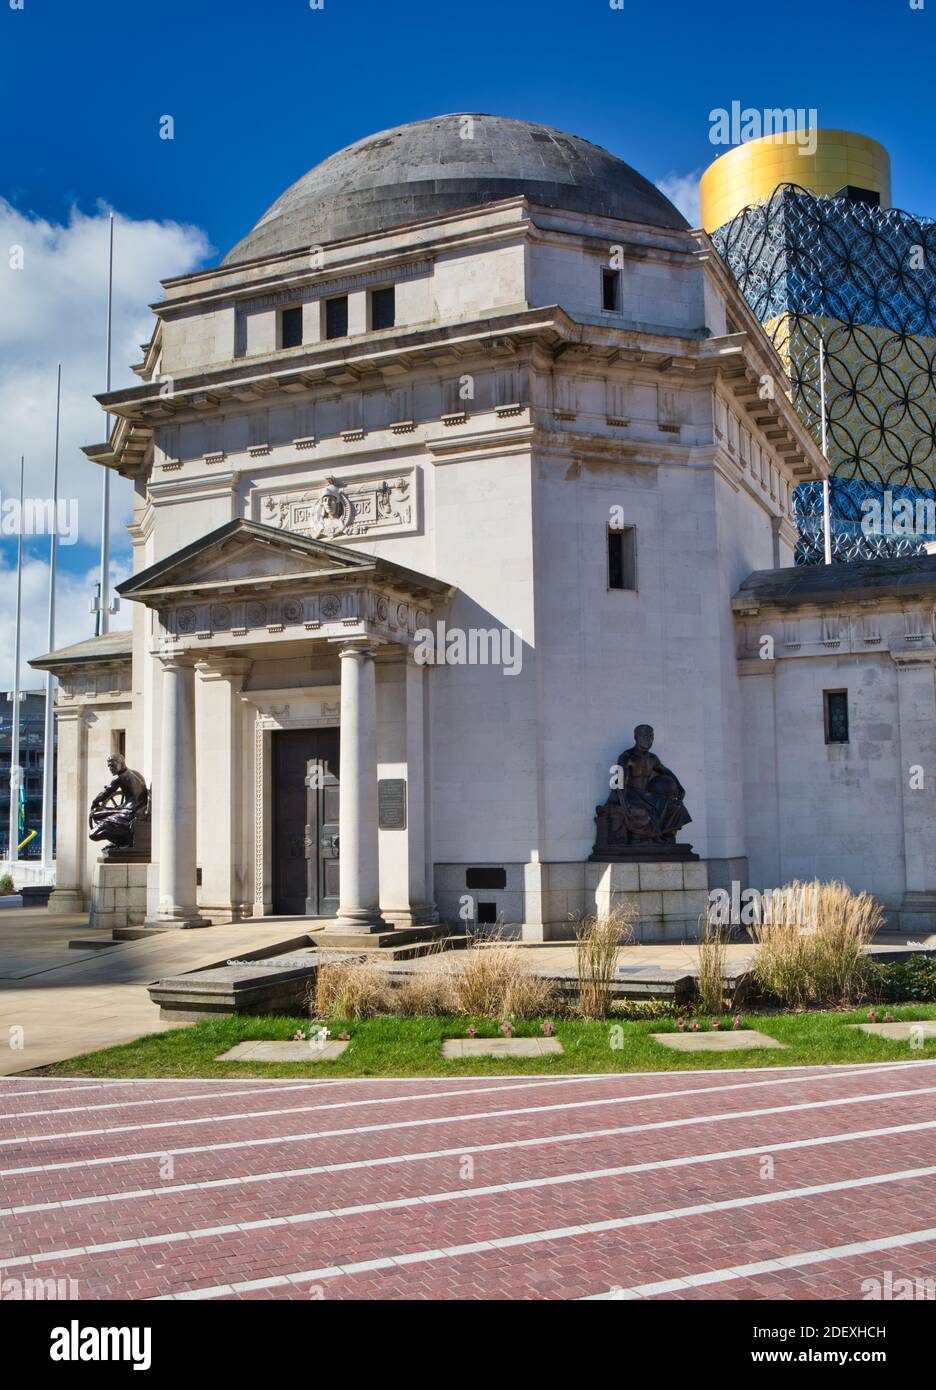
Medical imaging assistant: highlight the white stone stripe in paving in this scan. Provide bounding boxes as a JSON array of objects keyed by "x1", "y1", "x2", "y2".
[
  {"x1": 0, "y1": 1079, "x2": 409, "y2": 1122},
  {"x1": 0, "y1": 1074, "x2": 651, "y2": 1147},
  {"x1": 150, "y1": 1163, "x2": 936, "y2": 1300},
  {"x1": 4, "y1": 1057, "x2": 925, "y2": 1150},
  {"x1": 6, "y1": 1112, "x2": 936, "y2": 1220},
  {"x1": 2, "y1": 1059, "x2": 933, "y2": 1090},
  {"x1": 0, "y1": 1082, "x2": 139, "y2": 1101},
  {"x1": 580, "y1": 1226, "x2": 936, "y2": 1299},
  {"x1": 5, "y1": 1076, "x2": 935, "y2": 1179},
  {"x1": 8, "y1": 1123, "x2": 936, "y2": 1271}
]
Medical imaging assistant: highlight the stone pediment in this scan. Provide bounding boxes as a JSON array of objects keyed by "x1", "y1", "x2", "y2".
[{"x1": 117, "y1": 518, "x2": 453, "y2": 607}]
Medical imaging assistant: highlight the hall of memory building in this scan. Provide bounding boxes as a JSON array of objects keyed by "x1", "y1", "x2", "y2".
[{"x1": 33, "y1": 115, "x2": 936, "y2": 940}]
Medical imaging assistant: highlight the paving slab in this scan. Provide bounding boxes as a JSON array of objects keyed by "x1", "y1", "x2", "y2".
[
  {"x1": 442, "y1": 1037, "x2": 564, "y2": 1058},
  {"x1": 216, "y1": 1040, "x2": 350, "y2": 1062},
  {"x1": 0, "y1": 907, "x2": 324, "y2": 1074},
  {"x1": 851, "y1": 1021, "x2": 936, "y2": 1041},
  {"x1": 651, "y1": 1028, "x2": 786, "y2": 1051}
]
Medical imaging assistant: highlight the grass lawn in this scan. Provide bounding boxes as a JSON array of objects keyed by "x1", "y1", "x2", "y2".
[{"x1": 33, "y1": 1004, "x2": 936, "y2": 1079}]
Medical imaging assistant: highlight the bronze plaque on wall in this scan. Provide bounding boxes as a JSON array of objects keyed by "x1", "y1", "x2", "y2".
[{"x1": 378, "y1": 778, "x2": 407, "y2": 830}]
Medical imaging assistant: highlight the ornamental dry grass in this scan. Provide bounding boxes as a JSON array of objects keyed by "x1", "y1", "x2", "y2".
[
  {"x1": 696, "y1": 917, "x2": 730, "y2": 1014},
  {"x1": 749, "y1": 879, "x2": 883, "y2": 1007},
  {"x1": 313, "y1": 955, "x2": 390, "y2": 1020},
  {"x1": 392, "y1": 970, "x2": 457, "y2": 1017},
  {"x1": 449, "y1": 934, "x2": 558, "y2": 1020},
  {"x1": 574, "y1": 906, "x2": 636, "y2": 1019},
  {"x1": 313, "y1": 938, "x2": 556, "y2": 1021}
]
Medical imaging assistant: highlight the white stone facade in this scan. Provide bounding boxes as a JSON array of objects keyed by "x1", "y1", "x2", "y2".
[{"x1": 37, "y1": 143, "x2": 928, "y2": 940}]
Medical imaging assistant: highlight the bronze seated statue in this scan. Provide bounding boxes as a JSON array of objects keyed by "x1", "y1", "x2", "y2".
[
  {"x1": 89, "y1": 754, "x2": 151, "y2": 861},
  {"x1": 591, "y1": 724, "x2": 696, "y2": 861}
]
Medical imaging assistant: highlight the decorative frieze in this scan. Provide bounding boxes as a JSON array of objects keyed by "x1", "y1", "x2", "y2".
[
  {"x1": 258, "y1": 467, "x2": 417, "y2": 541},
  {"x1": 163, "y1": 580, "x2": 431, "y2": 646}
]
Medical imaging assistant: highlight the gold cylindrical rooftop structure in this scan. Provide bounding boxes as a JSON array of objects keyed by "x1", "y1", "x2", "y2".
[{"x1": 699, "y1": 129, "x2": 891, "y2": 233}]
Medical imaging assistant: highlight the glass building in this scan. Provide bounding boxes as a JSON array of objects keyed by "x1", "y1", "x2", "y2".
[
  {"x1": 0, "y1": 690, "x2": 54, "y2": 860},
  {"x1": 704, "y1": 132, "x2": 936, "y2": 563}
]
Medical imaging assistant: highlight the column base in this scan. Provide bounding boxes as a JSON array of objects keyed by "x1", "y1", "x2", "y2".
[
  {"x1": 47, "y1": 887, "x2": 85, "y2": 914},
  {"x1": 143, "y1": 913, "x2": 211, "y2": 931},
  {"x1": 381, "y1": 903, "x2": 440, "y2": 928},
  {"x1": 325, "y1": 910, "x2": 389, "y2": 934}
]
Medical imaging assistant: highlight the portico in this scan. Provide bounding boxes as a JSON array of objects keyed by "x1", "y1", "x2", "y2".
[{"x1": 116, "y1": 518, "x2": 453, "y2": 931}]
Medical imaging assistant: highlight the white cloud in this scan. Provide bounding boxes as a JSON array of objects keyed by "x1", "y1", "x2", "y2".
[
  {"x1": 0, "y1": 200, "x2": 211, "y2": 672},
  {"x1": 656, "y1": 171, "x2": 703, "y2": 228},
  {"x1": 0, "y1": 551, "x2": 131, "y2": 692}
]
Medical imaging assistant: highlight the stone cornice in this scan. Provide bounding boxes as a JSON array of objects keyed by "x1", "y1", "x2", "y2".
[{"x1": 85, "y1": 302, "x2": 825, "y2": 488}]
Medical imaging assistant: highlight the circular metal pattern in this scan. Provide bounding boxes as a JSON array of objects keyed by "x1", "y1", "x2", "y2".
[
  {"x1": 245, "y1": 601, "x2": 266, "y2": 627},
  {"x1": 714, "y1": 184, "x2": 936, "y2": 563},
  {"x1": 375, "y1": 596, "x2": 389, "y2": 622},
  {"x1": 210, "y1": 604, "x2": 231, "y2": 630},
  {"x1": 319, "y1": 594, "x2": 342, "y2": 619},
  {"x1": 281, "y1": 598, "x2": 304, "y2": 625},
  {"x1": 176, "y1": 608, "x2": 196, "y2": 634}
]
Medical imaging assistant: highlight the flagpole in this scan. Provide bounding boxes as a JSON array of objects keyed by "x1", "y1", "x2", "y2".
[
  {"x1": 819, "y1": 336, "x2": 832, "y2": 565},
  {"x1": 98, "y1": 212, "x2": 114, "y2": 637},
  {"x1": 7, "y1": 455, "x2": 25, "y2": 867},
  {"x1": 41, "y1": 365, "x2": 62, "y2": 874}
]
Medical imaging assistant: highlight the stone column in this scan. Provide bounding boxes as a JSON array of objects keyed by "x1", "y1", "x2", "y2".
[
  {"x1": 404, "y1": 656, "x2": 438, "y2": 923},
  {"x1": 46, "y1": 706, "x2": 88, "y2": 913},
  {"x1": 196, "y1": 658, "x2": 252, "y2": 921},
  {"x1": 328, "y1": 642, "x2": 386, "y2": 932},
  {"x1": 146, "y1": 651, "x2": 207, "y2": 928}
]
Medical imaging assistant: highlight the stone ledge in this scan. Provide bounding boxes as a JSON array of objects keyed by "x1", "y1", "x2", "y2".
[{"x1": 149, "y1": 953, "x2": 322, "y2": 1020}]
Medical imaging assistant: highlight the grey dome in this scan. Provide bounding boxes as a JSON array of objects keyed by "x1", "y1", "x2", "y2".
[{"x1": 222, "y1": 113, "x2": 688, "y2": 265}]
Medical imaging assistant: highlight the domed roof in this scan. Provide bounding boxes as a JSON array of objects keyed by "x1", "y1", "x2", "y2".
[{"x1": 222, "y1": 113, "x2": 687, "y2": 265}]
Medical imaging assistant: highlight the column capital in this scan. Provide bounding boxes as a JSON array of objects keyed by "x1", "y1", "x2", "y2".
[
  {"x1": 196, "y1": 655, "x2": 253, "y2": 687},
  {"x1": 332, "y1": 637, "x2": 381, "y2": 660},
  {"x1": 152, "y1": 642, "x2": 199, "y2": 671}
]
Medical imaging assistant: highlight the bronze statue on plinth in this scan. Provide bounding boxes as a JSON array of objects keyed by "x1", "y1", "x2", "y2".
[
  {"x1": 591, "y1": 724, "x2": 697, "y2": 861},
  {"x1": 89, "y1": 754, "x2": 151, "y2": 862}
]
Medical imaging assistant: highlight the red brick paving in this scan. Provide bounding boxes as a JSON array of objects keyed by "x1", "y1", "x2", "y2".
[{"x1": 2, "y1": 1062, "x2": 935, "y2": 1300}]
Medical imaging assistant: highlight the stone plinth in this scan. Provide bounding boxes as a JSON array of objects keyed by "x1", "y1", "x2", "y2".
[
  {"x1": 586, "y1": 859, "x2": 710, "y2": 943},
  {"x1": 149, "y1": 953, "x2": 320, "y2": 1020},
  {"x1": 89, "y1": 861, "x2": 148, "y2": 935}
]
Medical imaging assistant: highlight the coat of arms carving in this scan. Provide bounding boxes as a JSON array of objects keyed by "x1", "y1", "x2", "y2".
[{"x1": 260, "y1": 471, "x2": 415, "y2": 541}]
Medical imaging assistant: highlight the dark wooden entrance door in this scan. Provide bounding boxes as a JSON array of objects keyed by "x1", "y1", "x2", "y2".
[{"x1": 271, "y1": 728, "x2": 340, "y2": 917}]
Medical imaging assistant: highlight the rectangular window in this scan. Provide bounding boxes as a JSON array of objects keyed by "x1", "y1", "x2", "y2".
[
  {"x1": 325, "y1": 295, "x2": 348, "y2": 340},
  {"x1": 280, "y1": 305, "x2": 303, "y2": 349},
  {"x1": 112, "y1": 729, "x2": 126, "y2": 758},
  {"x1": 602, "y1": 268, "x2": 621, "y2": 312},
  {"x1": 370, "y1": 285, "x2": 395, "y2": 331},
  {"x1": 608, "y1": 525, "x2": 637, "y2": 590},
  {"x1": 824, "y1": 691, "x2": 849, "y2": 744}
]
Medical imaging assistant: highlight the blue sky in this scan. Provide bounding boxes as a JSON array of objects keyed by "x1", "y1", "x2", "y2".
[{"x1": 0, "y1": 0, "x2": 933, "y2": 678}]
